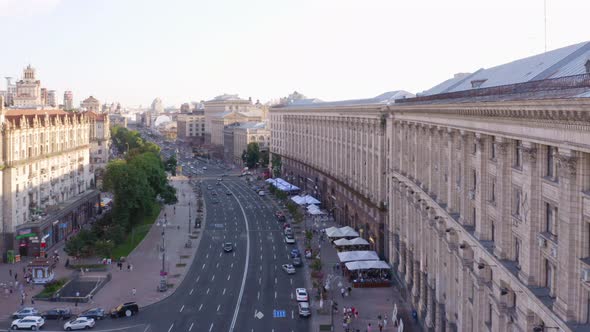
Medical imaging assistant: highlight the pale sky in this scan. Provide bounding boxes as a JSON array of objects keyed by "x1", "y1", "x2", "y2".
[{"x1": 0, "y1": 0, "x2": 588, "y2": 107}]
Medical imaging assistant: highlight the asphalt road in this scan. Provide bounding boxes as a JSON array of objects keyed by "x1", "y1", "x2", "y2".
[{"x1": 1, "y1": 174, "x2": 310, "y2": 332}]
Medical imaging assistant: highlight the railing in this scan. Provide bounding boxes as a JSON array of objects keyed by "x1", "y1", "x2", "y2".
[{"x1": 396, "y1": 73, "x2": 590, "y2": 103}]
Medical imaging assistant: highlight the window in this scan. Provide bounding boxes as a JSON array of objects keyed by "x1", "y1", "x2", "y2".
[
  {"x1": 515, "y1": 140, "x2": 522, "y2": 168},
  {"x1": 473, "y1": 208, "x2": 477, "y2": 228},
  {"x1": 545, "y1": 259, "x2": 554, "y2": 295},
  {"x1": 491, "y1": 219, "x2": 495, "y2": 241},
  {"x1": 514, "y1": 237, "x2": 521, "y2": 266},
  {"x1": 546, "y1": 146, "x2": 556, "y2": 178},
  {"x1": 513, "y1": 188, "x2": 522, "y2": 217},
  {"x1": 491, "y1": 139, "x2": 496, "y2": 159},
  {"x1": 545, "y1": 203, "x2": 558, "y2": 238},
  {"x1": 490, "y1": 180, "x2": 496, "y2": 203},
  {"x1": 487, "y1": 302, "x2": 493, "y2": 325},
  {"x1": 472, "y1": 169, "x2": 477, "y2": 191}
]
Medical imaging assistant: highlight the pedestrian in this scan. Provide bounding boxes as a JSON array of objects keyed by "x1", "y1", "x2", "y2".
[
  {"x1": 355, "y1": 310, "x2": 359, "y2": 319},
  {"x1": 341, "y1": 287, "x2": 345, "y2": 297},
  {"x1": 412, "y1": 309, "x2": 418, "y2": 323},
  {"x1": 9, "y1": 269, "x2": 12, "y2": 277},
  {"x1": 31, "y1": 297, "x2": 35, "y2": 305},
  {"x1": 367, "y1": 323, "x2": 372, "y2": 332},
  {"x1": 132, "y1": 287, "x2": 136, "y2": 296},
  {"x1": 14, "y1": 273, "x2": 17, "y2": 281},
  {"x1": 348, "y1": 286, "x2": 352, "y2": 295},
  {"x1": 383, "y1": 318, "x2": 388, "y2": 328},
  {"x1": 130, "y1": 264, "x2": 134, "y2": 272},
  {"x1": 127, "y1": 263, "x2": 130, "y2": 271}
]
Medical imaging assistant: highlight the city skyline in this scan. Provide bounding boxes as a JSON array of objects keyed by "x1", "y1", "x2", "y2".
[{"x1": 0, "y1": 0, "x2": 588, "y2": 106}]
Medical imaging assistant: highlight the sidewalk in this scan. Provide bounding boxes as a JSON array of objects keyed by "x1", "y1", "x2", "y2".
[
  {"x1": 259, "y1": 178, "x2": 420, "y2": 332},
  {"x1": 0, "y1": 176, "x2": 204, "y2": 320}
]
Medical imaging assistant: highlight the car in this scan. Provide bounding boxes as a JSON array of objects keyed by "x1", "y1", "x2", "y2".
[
  {"x1": 298, "y1": 302, "x2": 311, "y2": 317},
  {"x1": 285, "y1": 235, "x2": 295, "y2": 244},
  {"x1": 63, "y1": 317, "x2": 95, "y2": 330},
  {"x1": 207, "y1": 186, "x2": 213, "y2": 190},
  {"x1": 226, "y1": 191, "x2": 232, "y2": 195},
  {"x1": 217, "y1": 178, "x2": 222, "y2": 181},
  {"x1": 11, "y1": 316, "x2": 44, "y2": 330},
  {"x1": 211, "y1": 191, "x2": 218, "y2": 196},
  {"x1": 109, "y1": 302, "x2": 139, "y2": 318},
  {"x1": 202, "y1": 166, "x2": 207, "y2": 170},
  {"x1": 258, "y1": 191, "x2": 265, "y2": 196},
  {"x1": 284, "y1": 227, "x2": 293, "y2": 236},
  {"x1": 282, "y1": 264, "x2": 296, "y2": 274},
  {"x1": 292, "y1": 256, "x2": 303, "y2": 267},
  {"x1": 295, "y1": 288, "x2": 309, "y2": 302},
  {"x1": 216, "y1": 182, "x2": 221, "y2": 186},
  {"x1": 79, "y1": 308, "x2": 106, "y2": 320},
  {"x1": 291, "y1": 249, "x2": 301, "y2": 258},
  {"x1": 212, "y1": 199, "x2": 219, "y2": 204},
  {"x1": 221, "y1": 174, "x2": 228, "y2": 177},
  {"x1": 12, "y1": 307, "x2": 39, "y2": 319},
  {"x1": 42, "y1": 308, "x2": 72, "y2": 320},
  {"x1": 223, "y1": 242, "x2": 234, "y2": 252}
]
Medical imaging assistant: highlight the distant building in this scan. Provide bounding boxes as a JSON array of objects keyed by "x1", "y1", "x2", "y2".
[
  {"x1": 109, "y1": 113, "x2": 128, "y2": 128},
  {"x1": 203, "y1": 94, "x2": 252, "y2": 143},
  {"x1": 81, "y1": 96, "x2": 101, "y2": 113},
  {"x1": 180, "y1": 103, "x2": 191, "y2": 113},
  {"x1": 0, "y1": 77, "x2": 16, "y2": 106},
  {"x1": 63, "y1": 91, "x2": 73, "y2": 110},
  {"x1": 85, "y1": 111, "x2": 111, "y2": 173},
  {"x1": 232, "y1": 122, "x2": 269, "y2": 164},
  {"x1": 151, "y1": 98, "x2": 164, "y2": 114},
  {"x1": 47, "y1": 90, "x2": 57, "y2": 108},
  {"x1": 13, "y1": 65, "x2": 42, "y2": 108},
  {"x1": 177, "y1": 114, "x2": 205, "y2": 143}
]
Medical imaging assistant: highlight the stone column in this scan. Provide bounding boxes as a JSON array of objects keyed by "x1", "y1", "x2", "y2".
[
  {"x1": 425, "y1": 284, "x2": 435, "y2": 329},
  {"x1": 493, "y1": 139, "x2": 511, "y2": 259},
  {"x1": 398, "y1": 241, "x2": 406, "y2": 275},
  {"x1": 459, "y1": 131, "x2": 469, "y2": 224},
  {"x1": 519, "y1": 142, "x2": 539, "y2": 285},
  {"x1": 412, "y1": 260, "x2": 421, "y2": 306},
  {"x1": 435, "y1": 302, "x2": 445, "y2": 332},
  {"x1": 446, "y1": 129, "x2": 459, "y2": 214},
  {"x1": 419, "y1": 271, "x2": 428, "y2": 314},
  {"x1": 554, "y1": 148, "x2": 580, "y2": 322}
]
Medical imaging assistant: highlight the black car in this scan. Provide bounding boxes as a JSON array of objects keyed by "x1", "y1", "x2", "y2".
[
  {"x1": 42, "y1": 308, "x2": 72, "y2": 320},
  {"x1": 110, "y1": 302, "x2": 139, "y2": 318},
  {"x1": 223, "y1": 242, "x2": 234, "y2": 252},
  {"x1": 79, "y1": 307, "x2": 106, "y2": 320}
]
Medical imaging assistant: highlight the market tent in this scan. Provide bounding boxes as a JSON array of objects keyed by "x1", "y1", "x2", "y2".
[
  {"x1": 337, "y1": 250, "x2": 380, "y2": 263},
  {"x1": 345, "y1": 260, "x2": 391, "y2": 271},
  {"x1": 302, "y1": 195, "x2": 320, "y2": 205},
  {"x1": 309, "y1": 209, "x2": 326, "y2": 215},
  {"x1": 307, "y1": 204, "x2": 320, "y2": 211},
  {"x1": 325, "y1": 227, "x2": 344, "y2": 238},
  {"x1": 268, "y1": 178, "x2": 300, "y2": 192},
  {"x1": 334, "y1": 237, "x2": 370, "y2": 247},
  {"x1": 339, "y1": 226, "x2": 360, "y2": 237},
  {"x1": 291, "y1": 195, "x2": 305, "y2": 205}
]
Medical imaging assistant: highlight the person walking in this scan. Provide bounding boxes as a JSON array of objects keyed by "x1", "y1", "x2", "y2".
[
  {"x1": 367, "y1": 323, "x2": 372, "y2": 332},
  {"x1": 341, "y1": 287, "x2": 346, "y2": 297},
  {"x1": 132, "y1": 287, "x2": 136, "y2": 296},
  {"x1": 9, "y1": 269, "x2": 12, "y2": 277}
]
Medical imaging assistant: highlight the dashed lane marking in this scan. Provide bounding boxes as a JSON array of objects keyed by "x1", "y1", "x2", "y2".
[
  {"x1": 227, "y1": 274, "x2": 231, "y2": 280},
  {"x1": 217, "y1": 304, "x2": 221, "y2": 312},
  {"x1": 209, "y1": 323, "x2": 214, "y2": 332},
  {"x1": 190, "y1": 288, "x2": 194, "y2": 295},
  {"x1": 206, "y1": 288, "x2": 210, "y2": 294},
  {"x1": 180, "y1": 304, "x2": 185, "y2": 312},
  {"x1": 189, "y1": 322, "x2": 194, "y2": 331},
  {"x1": 199, "y1": 303, "x2": 203, "y2": 311},
  {"x1": 167, "y1": 323, "x2": 174, "y2": 332},
  {"x1": 223, "y1": 288, "x2": 226, "y2": 295}
]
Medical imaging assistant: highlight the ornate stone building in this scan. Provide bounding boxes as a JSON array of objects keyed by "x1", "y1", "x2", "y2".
[
  {"x1": 0, "y1": 97, "x2": 99, "y2": 257},
  {"x1": 85, "y1": 111, "x2": 111, "y2": 173},
  {"x1": 270, "y1": 41, "x2": 590, "y2": 331},
  {"x1": 270, "y1": 91, "x2": 413, "y2": 256},
  {"x1": 232, "y1": 122, "x2": 269, "y2": 164},
  {"x1": 13, "y1": 65, "x2": 42, "y2": 108}
]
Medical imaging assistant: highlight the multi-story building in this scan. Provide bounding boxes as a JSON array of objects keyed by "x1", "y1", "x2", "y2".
[
  {"x1": 270, "y1": 40, "x2": 590, "y2": 332},
  {"x1": 0, "y1": 77, "x2": 17, "y2": 106},
  {"x1": 47, "y1": 90, "x2": 57, "y2": 108},
  {"x1": 0, "y1": 96, "x2": 99, "y2": 257},
  {"x1": 151, "y1": 98, "x2": 163, "y2": 114},
  {"x1": 210, "y1": 109, "x2": 263, "y2": 146},
  {"x1": 13, "y1": 65, "x2": 42, "y2": 108},
  {"x1": 270, "y1": 91, "x2": 413, "y2": 256},
  {"x1": 109, "y1": 113, "x2": 128, "y2": 128},
  {"x1": 177, "y1": 114, "x2": 205, "y2": 143},
  {"x1": 203, "y1": 94, "x2": 253, "y2": 142},
  {"x1": 232, "y1": 122, "x2": 270, "y2": 163},
  {"x1": 63, "y1": 91, "x2": 73, "y2": 111},
  {"x1": 81, "y1": 96, "x2": 101, "y2": 113},
  {"x1": 85, "y1": 111, "x2": 111, "y2": 173}
]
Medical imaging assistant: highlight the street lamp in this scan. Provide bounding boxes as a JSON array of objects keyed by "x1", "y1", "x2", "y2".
[
  {"x1": 188, "y1": 201, "x2": 191, "y2": 235},
  {"x1": 158, "y1": 213, "x2": 168, "y2": 292}
]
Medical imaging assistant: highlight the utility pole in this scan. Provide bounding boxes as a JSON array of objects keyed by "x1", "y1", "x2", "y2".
[{"x1": 188, "y1": 201, "x2": 191, "y2": 234}]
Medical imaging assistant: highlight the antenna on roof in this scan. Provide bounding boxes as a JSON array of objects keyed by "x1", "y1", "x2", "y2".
[{"x1": 544, "y1": 0, "x2": 547, "y2": 52}]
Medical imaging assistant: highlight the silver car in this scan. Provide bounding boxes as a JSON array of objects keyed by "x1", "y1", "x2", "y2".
[
  {"x1": 282, "y1": 264, "x2": 296, "y2": 274},
  {"x1": 64, "y1": 317, "x2": 95, "y2": 330}
]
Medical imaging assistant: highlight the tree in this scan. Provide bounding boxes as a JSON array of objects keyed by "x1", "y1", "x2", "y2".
[
  {"x1": 260, "y1": 150, "x2": 269, "y2": 167},
  {"x1": 271, "y1": 154, "x2": 282, "y2": 177},
  {"x1": 164, "y1": 155, "x2": 177, "y2": 175},
  {"x1": 242, "y1": 142, "x2": 260, "y2": 168}
]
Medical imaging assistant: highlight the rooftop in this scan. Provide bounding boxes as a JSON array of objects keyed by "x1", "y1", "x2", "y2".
[{"x1": 273, "y1": 90, "x2": 414, "y2": 109}]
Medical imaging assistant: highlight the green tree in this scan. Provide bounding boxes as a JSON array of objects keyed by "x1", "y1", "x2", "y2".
[
  {"x1": 242, "y1": 142, "x2": 260, "y2": 168},
  {"x1": 271, "y1": 154, "x2": 282, "y2": 177},
  {"x1": 164, "y1": 155, "x2": 177, "y2": 175},
  {"x1": 260, "y1": 150, "x2": 269, "y2": 167}
]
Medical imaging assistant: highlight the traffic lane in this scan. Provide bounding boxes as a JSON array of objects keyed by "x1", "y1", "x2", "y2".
[
  {"x1": 227, "y1": 181, "x2": 309, "y2": 331},
  {"x1": 0, "y1": 319, "x2": 148, "y2": 332}
]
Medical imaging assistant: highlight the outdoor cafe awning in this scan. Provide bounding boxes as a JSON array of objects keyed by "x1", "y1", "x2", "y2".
[
  {"x1": 345, "y1": 260, "x2": 391, "y2": 271},
  {"x1": 334, "y1": 237, "x2": 370, "y2": 246},
  {"x1": 337, "y1": 250, "x2": 380, "y2": 263}
]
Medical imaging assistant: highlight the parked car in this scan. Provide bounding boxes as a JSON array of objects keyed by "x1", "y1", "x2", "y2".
[
  {"x1": 79, "y1": 308, "x2": 105, "y2": 320},
  {"x1": 226, "y1": 191, "x2": 232, "y2": 195},
  {"x1": 290, "y1": 248, "x2": 301, "y2": 258},
  {"x1": 258, "y1": 191, "x2": 265, "y2": 196},
  {"x1": 202, "y1": 166, "x2": 207, "y2": 170},
  {"x1": 285, "y1": 235, "x2": 295, "y2": 244},
  {"x1": 295, "y1": 288, "x2": 309, "y2": 302},
  {"x1": 11, "y1": 316, "x2": 44, "y2": 330},
  {"x1": 63, "y1": 317, "x2": 95, "y2": 330},
  {"x1": 298, "y1": 302, "x2": 311, "y2": 317},
  {"x1": 292, "y1": 256, "x2": 303, "y2": 267},
  {"x1": 284, "y1": 227, "x2": 293, "y2": 236},
  {"x1": 12, "y1": 307, "x2": 39, "y2": 319},
  {"x1": 282, "y1": 264, "x2": 296, "y2": 274},
  {"x1": 223, "y1": 242, "x2": 234, "y2": 252},
  {"x1": 109, "y1": 302, "x2": 139, "y2": 318},
  {"x1": 41, "y1": 308, "x2": 72, "y2": 320}
]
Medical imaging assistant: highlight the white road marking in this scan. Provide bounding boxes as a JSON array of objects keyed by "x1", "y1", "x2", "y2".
[
  {"x1": 206, "y1": 253, "x2": 209, "y2": 259},
  {"x1": 206, "y1": 288, "x2": 210, "y2": 294},
  {"x1": 225, "y1": 184, "x2": 251, "y2": 332},
  {"x1": 202, "y1": 264, "x2": 205, "y2": 270},
  {"x1": 292, "y1": 310, "x2": 294, "y2": 319},
  {"x1": 259, "y1": 277, "x2": 261, "y2": 285},
  {"x1": 199, "y1": 304, "x2": 203, "y2": 311},
  {"x1": 275, "y1": 291, "x2": 277, "y2": 299},
  {"x1": 167, "y1": 323, "x2": 174, "y2": 332},
  {"x1": 231, "y1": 263, "x2": 234, "y2": 268},
  {"x1": 216, "y1": 262, "x2": 219, "y2": 268},
  {"x1": 209, "y1": 323, "x2": 214, "y2": 332},
  {"x1": 257, "y1": 291, "x2": 260, "y2": 300},
  {"x1": 227, "y1": 274, "x2": 231, "y2": 280},
  {"x1": 212, "y1": 275, "x2": 215, "y2": 281},
  {"x1": 189, "y1": 322, "x2": 194, "y2": 331},
  {"x1": 223, "y1": 288, "x2": 226, "y2": 295},
  {"x1": 196, "y1": 276, "x2": 200, "y2": 282},
  {"x1": 260, "y1": 254, "x2": 263, "y2": 260},
  {"x1": 180, "y1": 305, "x2": 185, "y2": 312},
  {"x1": 273, "y1": 254, "x2": 276, "y2": 260},
  {"x1": 217, "y1": 304, "x2": 221, "y2": 311},
  {"x1": 260, "y1": 266, "x2": 262, "y2": 271},
  {"x1": 233, "y1": 252, "x2": 236, "y2": 257},
  {"x1": 275, "y1": 277, "x2": 277, "y2": 284},
  {"x1": 290, "y1": 278, "x2": 293, "y2": 285},
  {"x1": 190, "y1": 288, "x2": 194, "y2": 295},
  {"x1": 219, "y1": 252, "x2": 222, "y2": 257},
  {"x1": 290, "y1": 293, "x2": 293, "y2": 299}
]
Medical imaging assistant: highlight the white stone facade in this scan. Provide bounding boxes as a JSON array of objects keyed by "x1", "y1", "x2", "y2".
[
  {"x1": 177, "y1": 114, "x2": 205, "y2": 141},
  {"x1": 232, "y1": 123, "x2": 270, "y2": 162},
  {"x1": 13, "y1": 66, "x2": 42, "y2": 108},
  {"x1": 86, "y1": 111, "x2": 111, "y2": 172}
]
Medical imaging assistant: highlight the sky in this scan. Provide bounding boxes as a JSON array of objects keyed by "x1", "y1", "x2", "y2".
[{"x1": 0, "y1": 0, "x2": 588, "y2": 107}]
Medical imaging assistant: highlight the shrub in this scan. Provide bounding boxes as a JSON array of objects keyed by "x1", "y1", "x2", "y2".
[{"x1": 311, "y1": 258, "x2": 322, "y2": 272}]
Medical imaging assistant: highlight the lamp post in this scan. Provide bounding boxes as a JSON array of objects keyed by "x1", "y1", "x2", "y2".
[
  {"x1": 158, "y1": 213, "x2": 168, "y2": 292},
  {"x1": 188, "y1": 201, "x2": 191, "y2": 235}
]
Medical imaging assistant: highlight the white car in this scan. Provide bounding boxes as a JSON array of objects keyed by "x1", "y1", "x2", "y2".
[
  {"x1": 285, "y1": 235, "x2": 295, "y2": 244},
  {"x1": 298, "y1": 302, "x2": 311, "y2": 317},
  {"x1": 202, "y1": 166, "x2": 208, "y2": 170},
  {"x1": 295, "y1": 288, "x2": 309, "y2": 302},
  {"x1": 11, "y1": 316, "x2": 44, "y2": 330},
  {"x1": 282, "y1": 264, "x2": 296, "y2": 274},
  {"x1": 64, "y1": 317, "x2": 95, "y2": 330},
  {"x1": 12, "y1": 307, "x2": 39, "y2": 319}
]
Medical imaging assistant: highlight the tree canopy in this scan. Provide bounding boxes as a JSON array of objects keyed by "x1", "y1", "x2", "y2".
[{"x1": 242, "y1": 142, "x2": 261, "y2": 168}]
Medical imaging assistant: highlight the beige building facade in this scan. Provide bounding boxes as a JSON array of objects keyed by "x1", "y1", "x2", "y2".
[
  {"x1": 177, "y1": 114, "x2": 205, "y2": 142},
  {"x1": 0, "y1": 97, "x2": 98, "y2": 257},
  {"x1": 210, "y1": 110, "x2": 263, "y2": 146},
  {"x1": 203, "y1": 94, "x2": 252, "y2": 142},
  {"x1": 86, "y1": 111, "x2": 111, "y2": 173},
  {"x1": 13, "y1": 65, "x2": 42, "y2": 108},
  {"x1": 232, "y1": 122, "x2": 270, "y2": 163},
  {"x1": 270, "y1": 41, "x2": 590, "y2": 331}
]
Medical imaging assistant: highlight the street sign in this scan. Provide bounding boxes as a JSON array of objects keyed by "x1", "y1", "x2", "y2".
[{"x1": 273, "y1": 310, "x2": 286, "y2": 318}]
